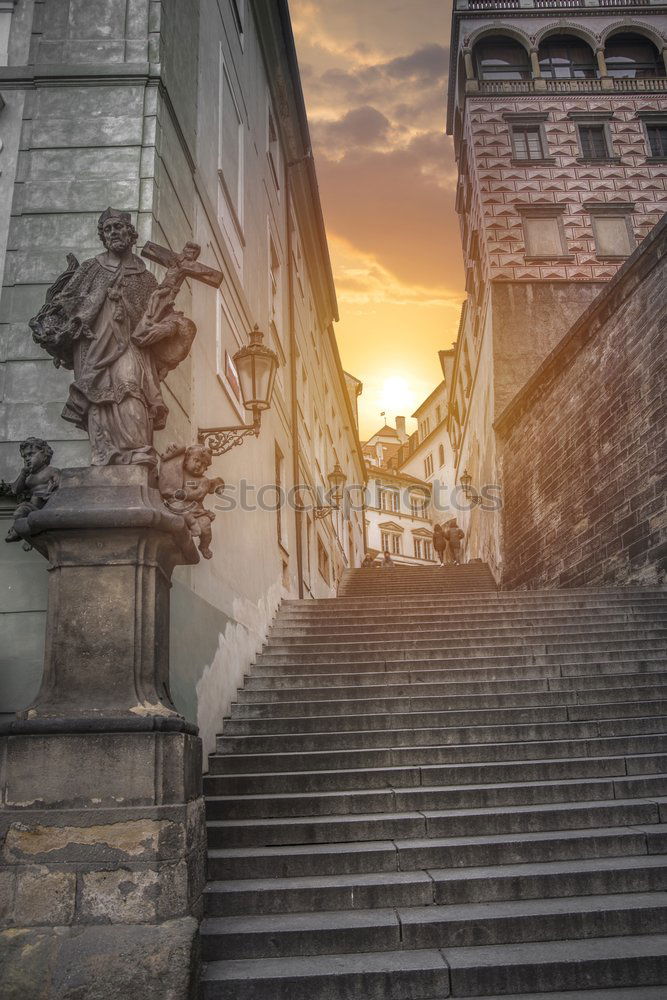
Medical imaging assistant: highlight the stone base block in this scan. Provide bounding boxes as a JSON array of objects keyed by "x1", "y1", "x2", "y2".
[{"x1": 0, "y1": 917, "x2": 199, "y2": 1000}]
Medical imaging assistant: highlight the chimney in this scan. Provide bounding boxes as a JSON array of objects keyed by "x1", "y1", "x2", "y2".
[{"x1": 395, "y1": 416, "x2": 407, "y2": 442}]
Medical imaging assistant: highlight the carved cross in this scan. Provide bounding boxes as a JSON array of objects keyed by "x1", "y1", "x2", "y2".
[{"x1": 141, "y1": 241, "x2": 224, "y2": 290}]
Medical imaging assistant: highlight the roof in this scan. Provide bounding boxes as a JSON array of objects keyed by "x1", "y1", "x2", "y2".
[
  {"x1": 411, "y1": 381, "x2": 447, "y2": 418},
  {"x1": 365, "y1": 463, "x2": 431, "y2": 489}
]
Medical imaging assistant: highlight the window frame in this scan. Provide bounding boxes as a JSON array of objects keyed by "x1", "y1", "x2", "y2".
[
  {"x1": 585, "y1": 201, "x2": 636, "y2": 260},
  {"x1": 604, "y1": 33, "x2": 661, "y2": 80},
  {"x1": 474, "y1": 37, "x2": 532, "y2": 81},
  {"x1": 518, "y1": 206, "x2": 572, "y2": 262},
  {"x1": 538, "y1": 35, "x2": 597, "y2": 80},
  {"x1": 639, "y1": 114, "x2": 667, "y2": 160}
]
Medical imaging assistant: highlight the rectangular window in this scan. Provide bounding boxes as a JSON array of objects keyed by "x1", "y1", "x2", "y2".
[
  {"x1": 219, "y1": 61, "x2": 243, "y2": 216},
  {"x1": 591, "y1": 214, "x2": 634, "y2": 258},
  {"x1": 414, "y1": 538, "x2": 434, "y2": 561},
  {"x1": 512, "y1": 126, "x2": 545, "y2": 161},
  {"x1": 269, "y1": 233, "x2": 281, "y2": 336},
  {"x1": 378, "y1": 488, "x2": 399, "y2": 513},
  {"x1": 410, "y1": 494, "x2": 428, "y2": 518},
  {"x1": 578, "y1": 124, "x2": 609, "y2": 160},
  {"x1": 317, "y1": 537, "x2": 330, "y2": 584},
  {"x1": 647, "y1": 124, "x2": 667, "y2": 158},
  {"x1": 230, "y1": 0, "x2": 244, "y2": 35},
  {"x1": 275, "y1": 444, "x2": 286, "y2": 551},
  {"x1": 424, "y1": 454, "x2": 434, "y2": 478},
  {"x1": 268, "y1": 107, "x2": 281, "y2": 191},
  {"x1": 522, "y1": 215, "x2": 566, "y2": 259},
  {"x1": 0, "y1": 4, "x2": 11, "y2": 65}
]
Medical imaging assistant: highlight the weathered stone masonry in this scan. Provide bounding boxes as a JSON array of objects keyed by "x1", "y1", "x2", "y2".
[{"x1": 497, "y1": 213, "x2": 666, "y2": 591}]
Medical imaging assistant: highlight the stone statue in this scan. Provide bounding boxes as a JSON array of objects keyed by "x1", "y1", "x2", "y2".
[
  {"x1": 29, "y1": 209, "x2": 223, "y2": 468},
  {"x1": 1, "y1": 437, "x2": 60, "y2": 542},
  {"x1": 158, "y1": 443, "x2": 225, "y2": 560}
]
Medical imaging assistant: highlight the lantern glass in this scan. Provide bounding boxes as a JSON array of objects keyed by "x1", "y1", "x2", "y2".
[
  {"x1": 460, "y1": 469, "x2": 472, "y2": 492},
  {"x1": 328, "y1": 463, "x2": 347, "y2": 504},
  {"x1": 234, "y1": 327, "x2": 279, "y2": 413}
]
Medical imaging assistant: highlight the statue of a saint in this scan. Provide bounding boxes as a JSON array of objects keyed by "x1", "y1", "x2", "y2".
[{"x1": 29, "y1": 209, "x2": 222, "y2": 467}]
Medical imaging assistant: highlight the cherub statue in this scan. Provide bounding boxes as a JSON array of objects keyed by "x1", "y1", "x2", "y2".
[
  {"x1": 158, "y1": 443, "x2": 225, "y2": 560},
  {"x1": 1, "y1": 437, "x2": 61, "y2": 542}
]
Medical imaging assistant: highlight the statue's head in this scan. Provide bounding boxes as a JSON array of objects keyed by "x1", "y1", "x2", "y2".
[
  {"x1": 183, "y1": 445, "x2": 213, "y2": 478},
  {"x1": 182, "y1": 242, "x2": 201, "y2": 262},
  {"x1": 19, "y1": 437, "x2": 53, "y2": 472},
  {"x1": 98, "y1": 208, "x2": 138, "y2": 255}
]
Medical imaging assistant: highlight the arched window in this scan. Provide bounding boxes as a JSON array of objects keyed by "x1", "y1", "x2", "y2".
[
  {"x1": 438, "y1": 444, "x2": 445, "y2": 467},
  {"x1": 474, "y1": 37, "x2": 531, "y2": 81},
  {"x1": 538, "y1": 35, "x2": 597, "y2": 79},
  {"x1": 605, "y1": 34, "x2": 662, "y2": 79}
]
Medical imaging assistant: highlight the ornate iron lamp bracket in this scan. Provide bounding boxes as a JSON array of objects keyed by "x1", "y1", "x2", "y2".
[{"x1": 198, "y1": 412, "x2": 262, "y2": 457}]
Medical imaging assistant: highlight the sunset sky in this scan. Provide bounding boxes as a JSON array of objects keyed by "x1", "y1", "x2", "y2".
[{"x1": 291, "y1": 0, "x2": 463, "y2": 439}]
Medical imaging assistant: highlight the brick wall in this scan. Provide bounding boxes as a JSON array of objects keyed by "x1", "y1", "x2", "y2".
[{"x1": 497, "y1": 214, "x2": 667, "y2": 590}]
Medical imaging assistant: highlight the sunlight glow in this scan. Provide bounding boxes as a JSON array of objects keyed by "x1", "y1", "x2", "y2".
[{"x1": 380, "y1": 376, "x2": 414, "y2": 416}]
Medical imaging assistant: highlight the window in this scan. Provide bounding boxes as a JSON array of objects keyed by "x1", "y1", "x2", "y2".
[
  {"x1": 538, "y1": 36, "x2": 596, "y2": 79},
  {"x1": 317, "y1": 537, "x2": 330, "y2": 584},
  {"x1": 414, "y1": 538, "x2": 433, "y2": 561},
  {"x1": 269, "y1": 233, "x2": 281, "y2": 335},
  {"x1": 410, "y1": 494, "x2": 429, "y2": 518},
  {"x1": 438, "y1": 444, "x2": 445, "y2": 468},
  {"x1": 381, "y1": 531, "x2": 401, "y2": 556},
  {"x1": 218, "y1": 58, "x2": 243, "y2": 219},
  {"x1": 230, "y1": 0, "x2": 244, "y2": 35},
  {"x1": 424, "y1": 454, "x2": 434, "y2": 478},
  {"x1": 578, "y1": 124, "x2": 610, "y2": 161},
  {"x1": 268, "y1": 106, "x2": 280, "y2": 191},
  {"x1": 275, "y1": 444, "x2": 286, "y2": 551},
  {"x1": 586, "y1": 203, "x2": 635, "y2": 258},
  {"x1": 512, "y1": 126, "x2": 546, "y2": 161},
  {"x1": 605, "y1": 34, "x2": 661, "y2": 79},
  {"x1": 646, "y1": 124, "x2": 667, "y2": 158},
  {"x1": 378, "y1": 487, "x2": 399, "y2": 513},
  {"x1": 435, "y1": 405, "x2": 441, "y2": 424},
  {"x1": 474, "y1": 38, "x2": 531, "y2": 80},
  {"x1": 0, "y1": 2, "x2": 11, "y2": 65},
  {"x1": 520, "y1": 210, "x2": 568, "y2": 259}
]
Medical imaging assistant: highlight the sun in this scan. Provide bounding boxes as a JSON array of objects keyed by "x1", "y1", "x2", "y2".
[{"x1": 379, "y1": 375, "x2": 414, "y2": 417}]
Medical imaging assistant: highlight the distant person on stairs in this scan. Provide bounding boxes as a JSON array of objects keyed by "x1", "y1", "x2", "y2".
[
  {"x1": 381, "y1": 549, "x2": 395, "y2": 569},
  {"x1": 361, "y1": 552, "x2": 376, "y2": 568},
  {"x1": 433, "y1": 523, "x2": 447, "y2": 566},
  {"x1": 446, "y1": 518, "x2": 465, "y2": 565}
]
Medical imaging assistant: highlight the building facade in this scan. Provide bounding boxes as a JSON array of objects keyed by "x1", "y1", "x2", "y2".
[
  {"x1": 446, "y1": 0, "x2": 667, "y2": 578},
  {"x1": 0, "y1": 0, "x2": 366, "y2": 755},
  {"x1": 364, "y1": 464, "x2": 434, "y2": 565}
]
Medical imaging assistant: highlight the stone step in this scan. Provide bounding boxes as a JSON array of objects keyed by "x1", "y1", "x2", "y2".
[
  {"x1": 255, "y1": 638, "x2": 667, "y2": 667},
  {"x1": 281, "y1": 590, "x2": 667, "y2": 610},
  {"x1": 264, "y1": 626, "x2": 667, "y2": 652},
  {"x1": 204, "y1": 855, "x2": 667, "y2": 917},
  {"x1": 204, "y1": 752, "x2": 667, "y2": 797},
  {"x1": 444, "y1": 935, "x2": 667, "y2": 996},
  {"x1": 237, "y1": 670, "x2": 667, "y2": 702},
  {"x1": 208, "y1": 732, "x2": 667, "y2": 775},
  {"x1": 246, "y1": 657, "x2": 667, "y2": 688},
  {"x1": 207, "y1": 824, "x2": 667, "y2": 881},
  {"x1": 202, "y1": 939, "x2": 667, "y2": 1000},
  {"x1": 205, "y1": 773, "x2": 667, "y2": 821},
  {"x1": 223, "y1": 700, "x2": 667, "y2": 736},
  {"x1": 201, "y1": 948, "x2": 450, "y2": 1000},
  {"x1": 230, "y1": 684, "x2": 667, "y2": 719},
  {"x1": 206, "y1": 796, "x2": 664, "y2": 849},
  {"x1": 200, "y1": 892, "x2": 667, "y2": 960},
  {"x1": 268, "y1": 624, "x2": 667, "y2": 647},
  {"x1": 216, "y1": 715, "x2": 667, "y2": 756}
]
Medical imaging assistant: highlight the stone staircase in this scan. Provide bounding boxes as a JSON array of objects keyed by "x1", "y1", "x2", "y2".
[{"x1": 200, "y1": 566, "x2": 667, "y2": 999}]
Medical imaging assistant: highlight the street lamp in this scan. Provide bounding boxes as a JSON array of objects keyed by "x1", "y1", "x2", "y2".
[
  {"x1": 198, "y1": 326, "x2": 279, "y2": 456},
  {"x1": 306, "y1": 463, "x2": 347, "y2": 520},
  {"x1": 460, "y1": 468, "x2": 481, "y2": 506}
]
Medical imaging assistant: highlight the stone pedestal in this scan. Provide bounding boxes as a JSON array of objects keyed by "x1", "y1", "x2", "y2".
[{"x1": 0, "y1": 468, "x2": 206, "y2": 1000}]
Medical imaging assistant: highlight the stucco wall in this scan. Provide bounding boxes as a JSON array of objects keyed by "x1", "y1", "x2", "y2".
[{"x1": 497, "y1": 215, "x2": 667, "y2": 590}]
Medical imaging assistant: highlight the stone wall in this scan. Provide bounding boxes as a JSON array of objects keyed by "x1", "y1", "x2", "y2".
[{"x1": 497, "y1": 214, "x2": 667, "y2": 590}]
